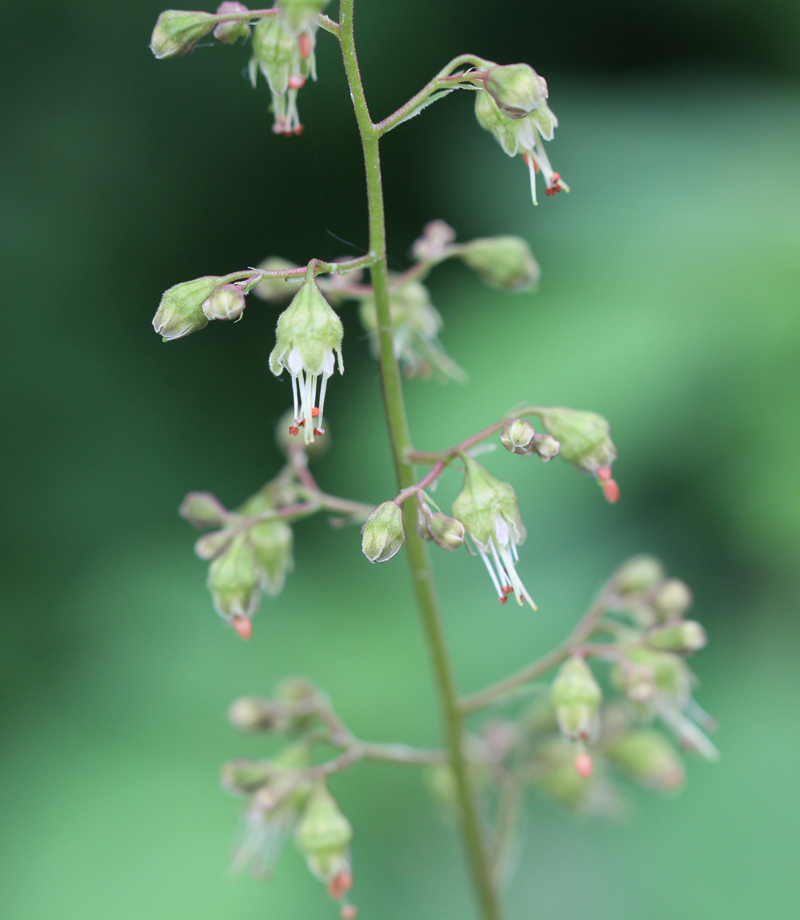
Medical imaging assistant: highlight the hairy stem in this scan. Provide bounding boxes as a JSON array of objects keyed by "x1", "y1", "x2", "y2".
[{"x1": 338, "y1": 4, "x2": 504, "y2": 919}]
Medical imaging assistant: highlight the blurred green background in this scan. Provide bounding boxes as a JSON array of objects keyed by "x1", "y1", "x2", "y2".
[{"x1": 1, "y1": 0, "x2": 799, "y2": 918}]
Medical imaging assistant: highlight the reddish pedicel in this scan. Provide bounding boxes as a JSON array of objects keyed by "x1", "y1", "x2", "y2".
[
  {"x1": 574, "y1": 752, "x2": 593, "y2": 778},
  {"x1": 233, "y1": 617, "x2": 252, "y2": 640}
]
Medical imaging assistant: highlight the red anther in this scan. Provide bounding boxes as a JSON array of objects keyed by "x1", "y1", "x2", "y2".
[
  {"x1": 340, "y1": 907, "x2": 358, "y2": 920},
  {"x1": 298, "y1": 418, "x2": 306, "y2": 427},
  {"x1": 552, "y1": 173, "x2": 560, "y2": 182},
  {"x1": 232, "y1": 617, "x2": 252, "y2": 641},
  {"x1": 283, "y1": 130, "x2": 294, "y2": 137},
  {"x1": 545, "y1": 188, "x2": 554, "y2": 197},
  {"x1": 327, "y1": 869, "x2": 353, "y2": 900},
  {"x1": 311, "y1": 407, "x2": 320, "y2": 418},
  {"x1": 502, "y1": 586, "x2": 514, "y2": 595},
  {"x1": 602, "y1": 479, "x2": 620, "y2": 504},
  {"x1": 293, "y1": 124, "x2": 304, "y2": 136},
  {"x1": 596, "y1": 466, "x2": 612, "y2": 481},
  {"x1": 298, "y1": 31, "x2": 311, "y2": 59},
  {"x1": 288, "y1": 75, "x2": 306, "y2": 90},
  {"x1": 499, "y1": 595, "x2": 508, "y2": 605},
  {"x1": 288, "y1": 426, "x2": 299, "y2": 437},
  {"x1": 313, "y1": 427, "x2": 324, "y2": 437},
  {"x1": 574, "y1": 752, "x2": 593, "y2": 778}
]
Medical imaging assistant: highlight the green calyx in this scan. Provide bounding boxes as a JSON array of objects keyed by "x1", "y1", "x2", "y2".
[
  {"x1": 361, "y1": 501, "x2": 405, "y2": 563},
  {"x1": 250, "y1": 518, "x2": 294, "y2": 595},
  {"x1": 250, "y1": 16, "x2": 296, "y2": 96},
  {"x1": 475, "y1": 85, "x2": 559, "y2": 155},
  {"x1": 270, "y1": 279, "x2": 343, "y2": 377},
  {"x1": 459, "y1": 236, "x2": 540, "y2": 291},
  {"x1": 150, "y1": 10, "x2": 218, "y2": 59},
  {"x1": 207, "y1": 531, "x2": 262, "y2": 621},
  {"x1": 295, "y1": 781, "x2": 352, "y2": 881},
  {"x1": 484, "y1": 64, "x2": 544, "y2": 119},
  {"x1": 606, "y1": 730, "x2": 685, "y2": 791},
  {"x1": 551, "y1": 656, "x2": 602, "y2": 742},
  {"x1": 539, "y1": 407, "x2": 616, "y2": 474},
  {"x1": 451, "y1": 456, "x2": 524, "y2": 548},
  {"x1": 278, "y1": 0, "x2": 330, "y2": 34}
]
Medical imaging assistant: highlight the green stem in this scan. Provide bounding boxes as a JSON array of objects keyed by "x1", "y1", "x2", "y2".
[{"x1": 337, "y1": 5, "x2": 504, "y2": 920}]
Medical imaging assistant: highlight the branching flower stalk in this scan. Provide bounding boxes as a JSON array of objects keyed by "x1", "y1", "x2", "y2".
[{"x1": 149, "y1": 3, "x2": 717, "y2": 919}]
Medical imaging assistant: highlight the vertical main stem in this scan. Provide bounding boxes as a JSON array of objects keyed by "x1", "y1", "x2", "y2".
[{"x1": 337, "y1": 4, "x2": 504, "y2": 920}]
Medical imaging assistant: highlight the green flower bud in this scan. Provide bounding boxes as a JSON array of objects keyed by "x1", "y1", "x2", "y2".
[
  {"x1": 213, "y1": 2, "x2": 251, "y2": 44},
  {"x1": 653, "y1": 579, "x2": 693, "y2": 619},
  {"x1": 150, "y1": 10, "x2": 217, "y2": 59},
  {"x1": 250, "y1": 518, "x2": 294, "y2": 596},
  {"x1": 621, "y1": 648, "x2": 691, "y2": 704},
  {"x1": 221, "y1": 758, "x2": 273, "y2": 794},
  {"x1": 606, "y1": 730, "x2": 685, "y2": 792},
  {"x1": 153, "y1": 276, "x2": 229, "y2": 341},
  {"x1": 533, "y1": 739, "x2": 592, "y2": 809},
  {"x1": 179, "y1": 491, "x2": 228, "y2": 529},
  {"x1": 647, "y1": 620, "x2": 707, "y2": 653},
  {"x1": 194, "y1": 528, "x2": 234, "y2": 561},
  {"x1": 551, "y1": 656, "x2": 602, "y2": 742},
  {"x1": 452, "y1": 456, "x2": 534, "y2": 608},
  {"x1": 253, "y1": 257, "x2": 300, "y2": 302},
  {"x1": 501, "y1": 418, "x2": 537, "y2": 454},
  {"x1": 202, "y1": 283, "x2": 246, "y2": 321},
  {"x1": 228, "y1": 696, "x2": 289, "y2": 733},
  {"x1": 295, "y1": 781, "x2": 352, "y2": 883},
  {"x1": 359, "y1": 280, "x2": 466, "y2": 383},
  {"x1": 427, "y1": 513, "x2": 465, "y2": 551},
  {"x1": 539, "y1": 407, "x2": 616, "y2": 474},
  {"x1": 279, "y1": 0, "x2": 330, "y2": 34},
  {"x1": 207, "y1": 531, "x2": 261, "y2": 624},
  {"x1": 361, "y1": 501, "x2": 405, "y2": 563},
  {"x1": 459, "y1": 236, "x2": 540, "y2": 290},
  {"x1": 615, "y1": 555, "x2": 665, "y2": 594},
  {"x1": 484, "y1": 64, "x2": 545, "y2": 119},
  {"x1": 270, "y1": 278, "x2": 343, "y2": 444},
  {"x1": 532, "y1": 433, "x2": 560, "y2": 461}
]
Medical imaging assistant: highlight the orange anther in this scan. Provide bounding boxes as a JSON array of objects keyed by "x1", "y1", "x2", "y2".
[
  {"x1": 233, "y1": 617, "x2": 252, "y2": 640},
  {"x1": 288, "y1": 426, "x2": 299, "y2": 437},
  {"x1": 327, "y1": 869, "x2": 353, "y2": 900},
  {"x1": 311, "y1": 407, "x2": 320, "y2": 418},
  {"x1": 499, "y1": 595, "x2": 508, "y2": 605},
  {"x1": 502, "y1": 586, "x2": 514, "y2": 595}
]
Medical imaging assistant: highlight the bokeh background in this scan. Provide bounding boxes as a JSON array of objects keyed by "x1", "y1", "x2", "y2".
[{"x1": 2, "y1": 1, "x2": 799, "y2": 917}]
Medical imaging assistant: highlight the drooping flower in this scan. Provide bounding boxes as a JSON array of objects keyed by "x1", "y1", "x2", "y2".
[
  {"x1": 475, "y1": 65, "x2": 569, "y2": 206},
  {"x1": 452, "y1": 456, "x2": 536, "y2": 609},
  {"x1": 270, "y1": 278, "x2": 343, "y2": 444}
]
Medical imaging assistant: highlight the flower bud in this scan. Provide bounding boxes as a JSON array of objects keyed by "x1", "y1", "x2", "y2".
[
  {"x1": 459, "y1": 236, "x2": 540, "y2": 290},
  {"x1": 484, "y1": 64, "x2": 545, "y2": 119},
  {"x1": 539, "y1": 407, "x2": 617, "y2": 475},
  {"x1": 213, "y1": 2, "x2": 251, "y2": 44},
  {"x1": 278, "y1": 0, "x2": 330, "y2": 35},
  {"x1": 411, "y1": 220, "x2": 456, "y2": 261},
  {"x1": 202, "y1": 283, "x2": 246, "y2": 321},
  {"x1": 221, "y1": 758, "x2": 273, "y2": 794},
  {"x1": 295, "y1": 781, "x2": 352, "y2": 884},
  {"x1": 153, "y1": 276, "x2": 229, "y2": 341},
  {"x1": 533, "y1": 739, "x2": 592, "y2": 809},
  {"x1": 501, "y1": 419, "x2": 537, "y2": 454},
  {"x1": 250, "y1": 518, "x2": 294, "y2": 596},
  {"x1": 615, "y1": 555, "x2": 665, "y2": 594},
  {"x1": 195, "y1": 528, "x2": 234, "y2": 561},
  {"x1": 653, "y1": 579, "x2": 693, "y2": 619},
  {"x1": 361, "y1": 501, "x2": 405, "y2": 563},
  {"x1": 647, "y1": 621, "x2": 707, "y2": 653},
  {"x1": 532, "y1": 433, "x2": 560, "y2": 461},
  {"x1": 427, "y1": 513, "x2": 465, "y2": 551},
  {"x1": 150, "y1": 10, "x2": 217, "y2": 59},
  {"x1": 179, "y1": 491, "x2": 228, "y2": 529},
  {"x1": 606, "y1": 730, "x2": 685, "y2": 792},
  {"x1": 207, "y1": 532, "x2": 261, "y2": 627},
  {"x1": 551, "y1": 656, "x2": 602, "y2": 742},
  {"x1": 228, "y1": 696, "x2": 288, "y2": 733},
  {"x1": 617, "y1": 648, "x2": 691, "y2": 704}
]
